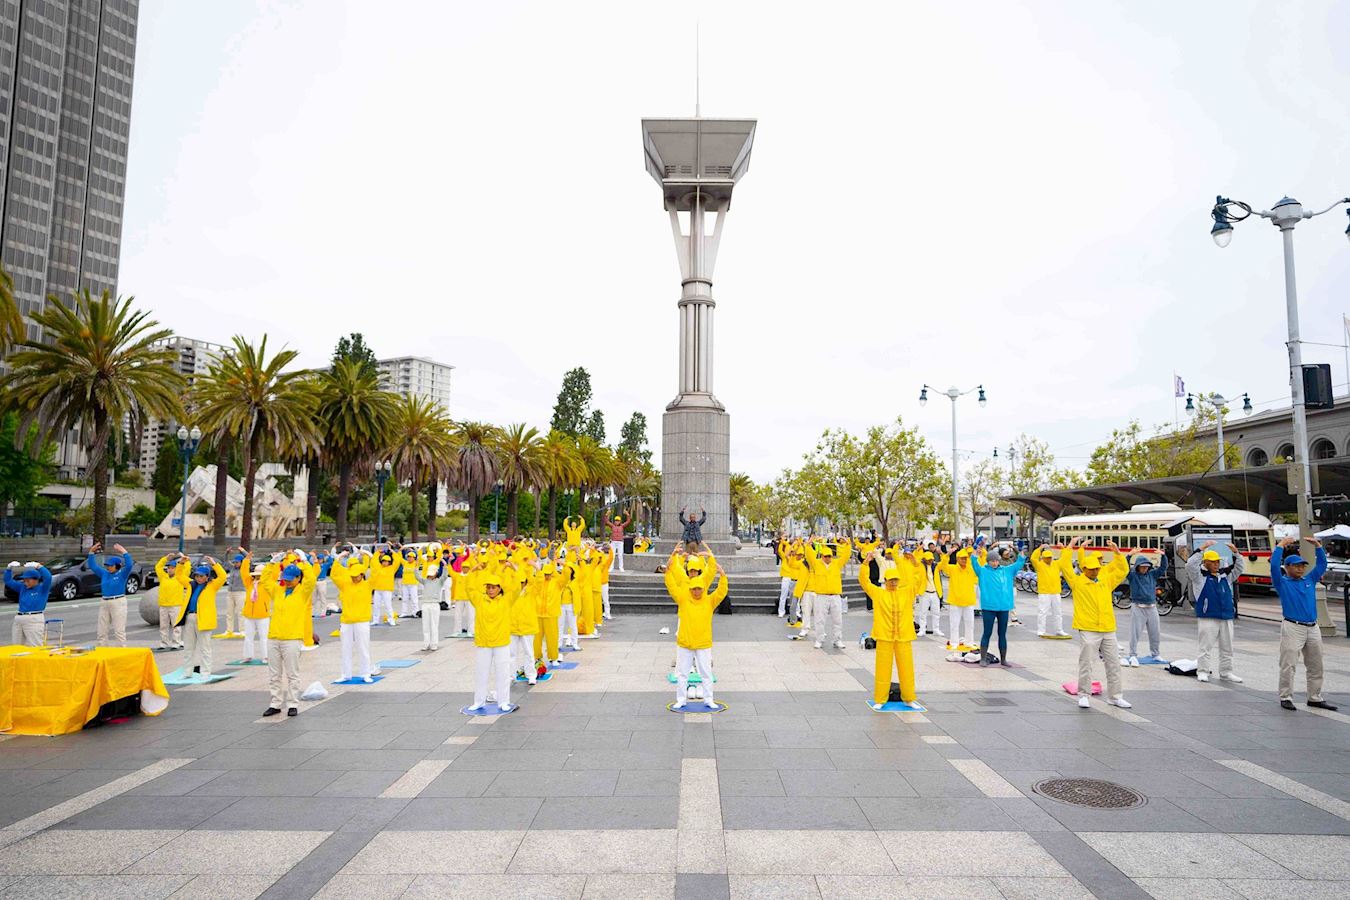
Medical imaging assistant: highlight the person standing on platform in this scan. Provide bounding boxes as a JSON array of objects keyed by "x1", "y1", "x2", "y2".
[
  {"x1": 155, "y1": 553, "x2": 190, "y2": 649},
  {"x1": 6, "y1": 561, "x2": 51, "y2": 646},
  {"x1": 533, "y1": 563, "x2": 562, "y2": 667},
  {"x1": 1061, "y1": 538, "x2": 1132, "y2": 709},
  {"x1": 858, "y1": 550, "x2": 919, "y2": 708},
  {"x1": 913, "y1": 547, "x2": 944, "y2": 638},
  {"x1": 678, "y1": 507, "x2": 707, "y2": 553},
  {"x1": 417, "y1": 552, "x2": 448, "y2": 651},
  {"x1": 398, "y1": 547, "x2": 421, "y2": 618},
  {"x1": 509, "y1": 563, "x2": 540, "y2": 684},
  {"x1": 938, "y1": 548, "x2": 979, "y2": 652},
  {"x1": 972, "y1": 543, "x2": 1023, "y2": 667},
  {"x1": 330, "y1": 549, "x2": 375, "y2": 683},
  {"x1": 668, "y1": 559, "x2": 728, "y2": 709},
  {"x1": 1270, "y1": 537, "x2": 1337, "y2": 711},
  {"x1": 803, "y1": 539, "x2": 850, "y2": 650},
  {"x1": 177, "y1": 558, "x2": 227, "y2": 678},
  {"x1": 220, "y1": 549, "x2": 248, "y2": 637},
  {"x1": 467, "y1": 565, "x2": 516, "y2": 712},
  {"x1": 369, "y1": 545, "x2": 399, "y2": 626},
  {"x1": 1031, "y1": 544, "x2": 1068, "y2": 638},
  {"x1": 604, "y1": 510, "x2": 631, "y2": 572},
  {"x1": 265, "y1": 558, "x2": 315, "y2": 717},
  {"x1": 88, "y1": 542, "x2": 133, "y2": 647},
  {"x1": 1183, "y1": 540, "x2": 1245, "y2": 684},
  {"x1": 238, "y1": 556, "x2": 274, "y2": 664},
  {"x1": 1125, "y1": 553, "x2": 1168, "y2": 665}
]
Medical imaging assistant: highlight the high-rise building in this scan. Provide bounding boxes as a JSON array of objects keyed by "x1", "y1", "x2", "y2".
[
  {"x1": 135, "y1": 336, "x2": 225, "y2": 477},
  {"x1": 377, "y1": 356, "x2": 454, "y2": 413},
  {"x1": 0, "y1": 0, "x2": 141, "y2": 477}
]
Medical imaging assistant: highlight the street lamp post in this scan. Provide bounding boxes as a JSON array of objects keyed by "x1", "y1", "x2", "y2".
[
  {"x1": 1184, "y1": 391, "x2": 1253, "y2": 471},
  {"x1": 994, "y1": 443, "x2": 1019, "y2": 540},
  {"x1": 919, "y1": 384, "x2": 987, "y2": 538},
  {"x1": 175, "y1": 425, "x2": 201, "y2": 555},
  {"x1": 1212, "y1": 193, "x2": 1350, "y2": 635},
  {"x1": 374, "y1": 460, "x2": 392, "y2": 541}
]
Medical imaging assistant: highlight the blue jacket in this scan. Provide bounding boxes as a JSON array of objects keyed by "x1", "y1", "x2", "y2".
[
  {"x1": 1126, "y1": 554, "x2": 1167, "y2": 603},
  {"x1": 88, "y1": 552, "x2": 134, "y2": 598},
  {"x1": 5, "y1": 566, "x2": 53, "y2": 614},
  {"x1": 1186, "y1": 551, "x2": 1243, "y2": 619},
  {"x1": 971, "y1": 553, "x2": 1022, "y2": 612},
  {"x1": 1270, "y1": 545, "x2": 1326, "y2": 624}
]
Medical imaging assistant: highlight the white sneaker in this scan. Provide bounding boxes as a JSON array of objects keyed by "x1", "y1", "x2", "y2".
[
  {"x1": 1127, "y1": 656, "x2": 1139, "y2": 667},
  {"x1": 934, "y1": 631, "x2": 945, "y2": 638},
  {"x1": 1056, "y1": 631, "x2": 1069, "y2": 637},
  {"x1": 422, "y1": 643, "x2": 431, "y2": 651},
  {"x1": 673, "y1": 701, "x2": 686, "y2": 710},
  {"x1": 362, "y1": 676, "x2": 373, "y2": 684},
  {"x1": 833, "y1": 641, "x2": 846, "y2": 649},
  {"x1": 813, "y1": 641, "x2": 823, "y2": 649},
  {"x1": 1220, "y1": 673, "x2": 1244, "y2": 683},
  {"x1": 498, "y1": 703, "x2": 514, "y2": 713},
  {"x1": 798, "y1": 629, "x2": 809, "y2": 638},
  {"x1": 430, "y1": 644, "x2": 438, "y2": 651},
  {"x1": 1108, "y1": 697, "x2": 1132, "y2": 709},
  {"x1": 1077, "y1": 696, "x2": 1091, "y2": 708},
  {"x1": 1197, "y1": 672, "x2": 1210, "y2": 683},
  {"x1": 467, "y1": 703, "x2": 484, "y2": 711}
]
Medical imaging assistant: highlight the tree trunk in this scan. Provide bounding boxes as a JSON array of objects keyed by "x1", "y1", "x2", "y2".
[
  {"x1": 467, "y1": 495, "x2": 480, "y2": 541},
  {"x1": 426, "y1": 480, "x2": 438, "y2": 539},
  {"x1": 305, "y1": 465, "x2": 320, "y2": 540},
  {"x1": 335, "y1": 462, "x2": 352, "y2": 541},
  {"x1": 212, "y1": 440, "x2": 230, "y2": 547},
  {"x1": 408, "y1": 464, "x2": 420, "y2": 542},
  {"x1": 91, "y1": 424, "x2": 110, "y2": 546},
  {"x1": 506, "y1": 490, "x2": 519, "y2": 536},
  {"x1": 548, "y1": 486, "x2": 558, "y2": 540},
  {"x1": 240, "y1": 432, "x2": 259, "y2": 546}
]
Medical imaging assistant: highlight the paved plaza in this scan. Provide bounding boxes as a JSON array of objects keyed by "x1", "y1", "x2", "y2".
[{"x1": 2, "y1": 592, "x2": 1349, "y2": 899}]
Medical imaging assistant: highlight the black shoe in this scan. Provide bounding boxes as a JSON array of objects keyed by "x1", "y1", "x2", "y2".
[
  {"x1": 192, "y1": 666, "x2": 200, "y2": 674},
  {"x1": 1280, "y1": 699, "x2": 1296, "y2": 710},
  {"x1": 263, "y1": 707, "x2": 282, "y2": 717},
  {"x1": 414, "y1": 611, "x2": 422, "y2": 618},
  {"x1": 287, "y1": 708, "x2": 298, "y2": 717},
  {"x1": 1308, "y1": 699, "x2": 1339, "y2": 711}
]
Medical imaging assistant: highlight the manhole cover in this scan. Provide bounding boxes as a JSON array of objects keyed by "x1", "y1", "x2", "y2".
[{"x1": 1033, "y1": 778, "x2": 1145, "y2": 809}]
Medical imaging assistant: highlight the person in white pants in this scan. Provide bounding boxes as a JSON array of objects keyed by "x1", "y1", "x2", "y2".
[
  {"x1": 559, "y1": 582, "x2": 579, "y2": 650},
  {"x1": 453, "y1": 597, "x2": 475, "y2": 636},
  {"x1": 5, "y1": 562, "x2": 50, "y2": 646},
  {"x1": 399, "y1": 550, "x2": 421, "y2": 617},
  {"x1": 467, "y1": 571, "x2": 514, "y2": 712},
  {"x1": 331, "y1": 550, "x2": 375, "y2": 683},
  {"x1": 813, "y1": 592, "x2": 844, "y2": 649},
  {"x1": 798, "y1": 591, "x2": 814, "y2": 638},
  {"x1": 240, "y1": 563, "x2": 270, "y2": 663},
  {"x1": 1183, "y1": 542, "x2": 1245, "y2": 684},
  {"x1": 670, "y1": 562, "x2": 728, "y2": 709},
  {"x1": 417, "y1": 557, "x2": 448, "y2": 651},
  {"x1": 1030, "y1": 545, "x2": 1068, "y2": 636},
  {"x1": 914, "y1": 550, "x2": 943, "y2": 637},
  {"x1": 268, "y1": 639, "x2": 302, "y2": 713}
]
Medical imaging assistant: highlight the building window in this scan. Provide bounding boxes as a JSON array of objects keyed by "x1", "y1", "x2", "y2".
[
  {"x1": 1246, "y1": 447, "x2": 1268, "y2": 468},
  {"x1": 1312, "y1": 439, "x2": 1337, "y2": 460},
  {"x1": 1275, "y1": 443, "x2": 1296, "y2": 462}
]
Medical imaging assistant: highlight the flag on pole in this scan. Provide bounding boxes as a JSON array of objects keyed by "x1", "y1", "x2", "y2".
[{"x1": 1174, "y1": 374, "x2": 1185, "y2": 398}]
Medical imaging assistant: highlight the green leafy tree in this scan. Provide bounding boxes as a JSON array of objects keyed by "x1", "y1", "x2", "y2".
[
  {"x1": 388, "y1": 394, "x2": 454, "y2": 542},
  {"x1": 0, "y1": 264, "x2": 23, "y2": 354},
  {"x1": 314, "y1": 359, "x2": 398, "y2": 540},
  {"x1": 451, "y1": 421, "x2": 501, "y2": 541},
  {"x1": 496, "y1": 423, "x2": 545, "y2": 536},
  {"x1": 539, "y1": 430, "x2": 583, "y2": 540},
  {"x1": 1084, "y1": 403, "x2": 1237, "y2": 486},
  {"x1": 550, "y1": 367, "x2": 592, "y2": 437},
  {"x1": 0, "y1": 412, "x2": 54, "y2": 510},
  {"x1": 997, "y1": 433, "x2": 1082, "y2": 539},
  {"x1": 119, "y1": 503, "x2": 160, "y2": 531},
  {"x1": 332, "y1": 333, "x2": 379, "y2": 377},
  {"x1": 729, "y1": 472, "x2": 754, "y2": 534},
  {"x1": 352, "y1": 488, "x2": 428, "y2": 539},
  {"x1": 584, "y1": 409, "x2": 606, "y2": 445},
  {"x1": 0, "y1": 290, "x2": 184, "y2": 543},
  {"x1": 619, "y1": 412, "x2": 651, "y2": 465}
]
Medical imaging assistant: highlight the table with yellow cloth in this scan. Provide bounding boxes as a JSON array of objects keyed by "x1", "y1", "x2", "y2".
[{"x1": 0, "y1": 645, "x2": 170, "y2": 736}]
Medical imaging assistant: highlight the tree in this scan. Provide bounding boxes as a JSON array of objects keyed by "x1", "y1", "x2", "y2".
[
  {"x1": 573, "y1": 434, "x2": 614, "y2": 526},
  {"x1": 619, "y1": 412, "x2": 651, "y2": 465},
  {"x1": 120, "y1": 503, "x2": 160, "y2": 531},
  {"x1": 0, "y1": 412, "x2": 53, "y2": 511},
  {"x1": 962, "y1": 458, "x2": 1006, "y2": 537},
  {"x1": 1084, "y1": 404, "x2": 1237, "y2": 486},
  {"x1": 585, "y1": 409, "x2": 606, "y2": 445},
  {"x1": 0, "y1": 290, "x2": 184, "y2": 543},
  {"x1": 729, "y1": 472, "x2": 753, "y2": 534},
  {"x1": 539, "y1": 430, "x2": 583, "y2": 540},
  {"x1": 550, "y1": 367, "x2": 592, "y2": 437},
  {"x1": 388, "y1": 394, "x2": 453, "y2": 542},
  {"x1": 496, "y1": 423, "x2": 545, "y2": 536},
  {"x1": 0, "y1": 265, "x2": 24, "y2": 355},
  {"x1": 998, "y1": 433, "x2": 1082, "y2": 539},
  {"x1": 332, "y1": 333, "x2": 378, "y2": 377},
  {"x1": 451, "y1": 421, "x2": 500, "y2": 542},
  {"x1": 193, "y1": 336, "x2": 317, "y2": 546},
  {"x1": 314, "y1": 359, "x2": 398, "y2": 540},
  {"x1": 352, "y1": 488, "x2": 428, "y2": 538}
]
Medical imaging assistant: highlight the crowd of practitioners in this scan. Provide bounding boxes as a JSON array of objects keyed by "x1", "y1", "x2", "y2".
[{"x1": 2, "y1": 516, "x2": 1335, "y2": 716}]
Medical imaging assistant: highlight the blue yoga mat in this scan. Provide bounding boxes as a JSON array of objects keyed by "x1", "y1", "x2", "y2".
[
  {"x1": 1136, "y1": 655, "x2": 1170, "y2": 665},
  {"x1": 163, "y1": 670, "x2": 235, "y2": 686},
  {"x1": 515, "y1": 672, "x2": 552, "y2": 683},
  {"x1": 332, "y1": 675, "x2": 385, "y2": 685},
  {"x1": 560, "y1": 645, "x2": 582, "y2": 653},
  {"x1": 868, "y1": 699, "x2": 927, "y2": 713},
  {"x1": 376, "y1": 659, "x2": 421, "y2": 669},
  {"x1": 461, "y1": 702, "x2": 518, "y2": 716},
  {"x1": 549, "y1": 661, "x2": 579, "y2": 670},
  {"x1": 667, "y1": 672, "x2": 716, "y2": 684},
  {"x1": 667, "y1": 700, "x2": 727, "y2": 713},
  {"x1": 225, "y1": 659, "x2": 266, "y2": 667}
]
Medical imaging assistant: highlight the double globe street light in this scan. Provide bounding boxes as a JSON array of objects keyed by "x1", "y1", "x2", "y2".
[
  {"x1": 919, "y1": 384, "x2": 986, "y2": 539},
  {"x1": 1184, "y1": 391, "x2": 1253, "y2": 472},
  {"x1": 175, "y1": 425, "x2": 202, "y2": 554}
]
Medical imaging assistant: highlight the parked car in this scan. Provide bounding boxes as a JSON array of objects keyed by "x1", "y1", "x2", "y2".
[{"x1": 3, "y1": 555, "x2": 159, "y2": 603}]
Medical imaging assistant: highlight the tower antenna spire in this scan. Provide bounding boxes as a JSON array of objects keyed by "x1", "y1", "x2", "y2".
[{"x1": 695, "y1": 21, "x2": 701, "y2": 117}]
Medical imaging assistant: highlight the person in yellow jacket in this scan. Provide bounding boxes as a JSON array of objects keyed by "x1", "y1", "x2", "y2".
[
  {"x1": 155, "y1": 553, "x2": 191, "y2": 649},
  {"x1": 467, "y1": 565, "x2": 516, "y2": 712},
  {"x1": 803, "y1": 539, "x2": 850, "y2": 650},
  {"x1": 859, "y1": 550, "x2": 919, "y2": 708},
  {"x1": 265, "y1": 557, "x2": 316, "y2": 717},
  {"x1": 397, "y1": 547, "x2": 421, "y2": 618},
  {"x1": 1061, "y1": 538, "x2": 1132, "y2": 710},
  {"x1": 775, "y1": 539, "x2": 795, "y2": 618},
  {"x1": 563, "y1": 515, "x2": 586, "y2": 548},
  {"x1": 176, "y1": 558, "x2": 227, "y2": 678},
  {"x1": 911, "y1": 546, "x2": 944, "y2": 638},
  {"x1": 633, "y1": 536, "x2": 651, "y2": 554},
  {"x1": 569, "y1": 546, "x2": 597, "y2": 637},
  {"x1": 368, "y1": 546, "x2": 399, "y2": 627},
  {"x1": 239, "y1": 556, "x2": 277, "y2": 663},
  {"x1": 938, "y1": 548, "x2": 979, "y2": 652},
  {"x1": 669, "y1": 560, "x2": 729, "y2": 709},
  {"x1": 1031, "y1": 544, "x2": 1069, "y2": 638},
  {"x1": 509, "y1": 564, "x2": 541, "y2": 685},
  {"x1": 598, "y1": 544, "x2": 615, "y2": 620},
  {"x1": 533, "y1": 563, "x2": 563, "y2": 667},
  {"x1": 330, "y1": 550, "x2": 376, "y2": 682}
]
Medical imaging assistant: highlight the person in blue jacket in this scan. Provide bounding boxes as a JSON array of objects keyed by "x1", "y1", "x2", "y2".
[
  {"x1": 1125, "y1": 553, "x2": 1168, "y2": 666},
  {"x1": 972, "y1": 543, "x2": 1023, "y2": 667},
  {"x1": 1183, "y1": 540, "x2": 1244, "y2": 684},
  {"x1": 88, "y1": 542, "x2": 133, "y2": 647},
  {"x1": 1270, "y1": 537, "x2": 1336, "y2": 711},
  {"x1": 6, "y1": 560, "x2": 52, "y2": 646}
]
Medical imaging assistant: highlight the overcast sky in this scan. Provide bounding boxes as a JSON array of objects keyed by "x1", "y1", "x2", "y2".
[{"x1": 118, "y1": 0, "x2": 1350, "y2": 482}]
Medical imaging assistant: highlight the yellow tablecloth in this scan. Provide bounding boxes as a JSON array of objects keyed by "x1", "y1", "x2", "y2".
[{"x1": 0, "y1": 645, "x2": 170, "y2": 735}]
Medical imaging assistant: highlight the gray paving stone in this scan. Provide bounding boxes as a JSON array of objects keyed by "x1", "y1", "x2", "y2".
[
  {"x1": 825, "y1": 748, "x2": 949, "y2": 771},
  {"x1": 484, "y1": 769, "x2": 619, "y2": 797},
  {"x1": 1201, "y1": 769, "x2": 1318, "y2": 799},
  {"x1": 783, "y1": 771, "x2": 914, "y2": 798},
  {"x1": 857, "y1": 797, "x2": 1022, "y2": 831},
  {"x1": 1031, "y1": 831, "x2": 1152, "y2": 900},
  {"x1": 565, "y1": 750, "x2": 682, "y2": 770},
  {"x1": 449, "y1": 749, "x2": 573, "y2": 771},
  {"x1": 0, "y1": 874, "x2": 190, "y2": 898},
  {"x1": 54, "y1": 795, "x2": 236, "y2": 830},
  {"x1": 675, "y1": 872, "x2": 730, "y2": 900},
  {"x1": 194, "y1": 797, "x2": 391, "y2": 831},
  {"x1": 901, "y1": 770, "x2": 989, "y2": 798},
  {"x1": 714, "y1": 749, "x2": 833, "y2": 770},
  {"x1": 721, "y1": 797, "x2": 869, "y2": 830},
  {"x1": 383, "y1": 730, "x2": 457, "y2": 750},
  {"x1": 615, "y1": 770, "x2": 682, "y2": 797},
  {"x1": 531, "y1": 796, "x2": 679, "y2": 829},
  {"x1": 416, "y1": 770, "x2": 501, "y2": 798},
  {"x1": 1028, "y1": 795, "x2": 1215, "y2": 833},
  {"x1": 277, "y1": 731, "x2": 397, "y2": 750},
  {"x1": 187, "y1": 749, "x2": 320, "y2": 771},
  {"x1": 1171, "y1": 797, "x2": 1350, "y2": 834},
  {"x1": 0, "y1": 798, "x2": 61, "y2": 829},
  {"x1": 717, "y1": 770, "x2": 785, "y2": 797},
  {"x1": 708, "y1": 732, "x2": 767, "y2": 749},
  {"x1": 520, "y1": 730, "x2": 632, "y2": 750},
  {"x1": 126, "y1": 769, "x2": 226, "y2": 797},
  {"x1": 993, "y1": 798, "x2": 1068, "y2": 832},
  {"x1": 316, "y1": 771, "x2": 406, "y2": 798},
  {"x1": 384, "y1": 797, "x2": 543, "y2": 830},
  {"x1": 762, "y1": 730, "x2": 878, "y2": 749},
  {"x1": 25, "y1": 769, "x2": 138, "y2": 799},
  {"x1": 259, "y1": 831, "x2": 374, "y2": 900},
  {"x1": 190, "y1": 769, "x2": 343, "y2": 797},
  {"x1": 303, "y1": 749, "x2": 433, "y2": 771}
]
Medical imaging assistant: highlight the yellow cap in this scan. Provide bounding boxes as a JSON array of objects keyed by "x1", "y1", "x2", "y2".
[
  {"x1": 1201, "y1": 550, "x2": 1222, "y2": 562},
  {"x1": 1080, "y1": 553, "x2": 1103, "y2": 569},
  {"x1": 882, "y1": 568, "x2": 902, "y2": 581},
  {"x1": 921, "y1": 551, "x2": 934, "y2": 561},
  {"x1": 346, "y1": 564, "x2": 367, "y2": 578},
  {"x1": 956, "y1": 548, "x2": 971, "y2": 559}
]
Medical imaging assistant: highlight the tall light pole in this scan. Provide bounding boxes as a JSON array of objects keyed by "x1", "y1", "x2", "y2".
[
  {"x1": 919, "y1": 384, "x2": 987, "y2": 538},
  {"x1": 1212, "y1": 193, "x2": 1350, "y2": 635},
  {"x1": 175, "y1": 425, "x2": 202, "y2": 554},
  {"x1": 374, "y1": 460, "x2": 392, "y2": 541},
  {"x1": 1184, "y1": 391, "x2": 1253, "y2": 471},
  {"x1": 994, "y1": 443, "x2": 1018, "y2": 540}
]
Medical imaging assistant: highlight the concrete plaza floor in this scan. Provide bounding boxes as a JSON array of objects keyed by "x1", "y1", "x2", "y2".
[{"x1": 2, "y1": 593, "x2": 1349, "y2": 899}]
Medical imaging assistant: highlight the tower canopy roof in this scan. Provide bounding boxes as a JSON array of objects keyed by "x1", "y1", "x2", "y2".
[{"x1": 641, "y1": 118, "x2": 756, "y2": 211}]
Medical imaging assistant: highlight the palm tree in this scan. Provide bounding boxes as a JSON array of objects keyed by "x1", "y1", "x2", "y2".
[
  {"x1": 538, "y1": 430, "x2": 583, "y2": 540},
  {"x1": 193, "y1": 336, "x2": 317, "y2": 545},
  {"x1": 729, "y1": 472, "x2": 754, "y2": 537},
  {"x1": 0, "y1": 290, "x2": 184, "y2": 543},
  {"x1": 451, "y1": 420, "x2": 500, "y2": 541},
  {"x1": 388, "y1": 395, "x2": 454, "y2": 542},
  {"x1": 315, "y1": 359, "x2": 398, "y2": 540},
  {"x1": 574, "y1": 435, "x2": 614, "y2": 527},
  {"x1": 497, "y1": 423, "x2": 545, "y2": 536},
  {"x1": 0, "y1": 265, "x2": 24, "y2": 354}
]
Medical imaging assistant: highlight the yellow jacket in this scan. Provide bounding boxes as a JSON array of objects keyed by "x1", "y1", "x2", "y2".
[
  {"x1": 1031, "y1": 547, "x2": 1063, "y2": 595},
  {"x1": 155, "y1": 557, "x2": 191, "y2": 608},
  {"x1": 563, "y1": 516, "x2": 585, "y2": 547},
  {"x1": 859, "y1": 566, "x2": 917, "y2": 643},
  {"x1": 533, "y1": 573, "x2": 563, "y2": 618},
  {"x1": 1062, "y1": 550, "x2": 1129, "y2": 633},
  {"x1": 777, "y1": 541, "x2": 793, "y2": 577},
  {"x1": 369, "y1": 552, "x2": 399, "y2": 591},
  {"x1": 939, "y1": 555, "x2": 978, "y2": 607},
  {"x1": 331, "y1": 557, "x2": 375, "y2": 624},
  {"x1": 240, "y1": 561, "x2": 276, "y2": 620},
  {"x1": 804, "y1": 541, "x2": 849, "y2": 595},
  {"x1": 468, "y1": 567, "x2": 514, "y2": 648},
  {"x1": 597, "y1": 547, "x2": 614, "y2": 585},
  {"x1": 176, "y1": 563, "x2": 227, "y2": 631},
  {"x1": 269, "y1": 559, "x2": 316, "y2": 642},
  {"x1": 672, "y1": 576, "x2": 729, "y2": 650},
  {"x1": 510, "y1": 577, "x2": 540, "y2": 635},
  {"x1": 399, "y1": 551, "x2": 421, "y2": 585}
]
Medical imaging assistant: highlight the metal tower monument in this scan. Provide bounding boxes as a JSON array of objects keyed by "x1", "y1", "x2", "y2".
[{"x1": 640, "y1": 117, "x2": 756, "y2": 548}]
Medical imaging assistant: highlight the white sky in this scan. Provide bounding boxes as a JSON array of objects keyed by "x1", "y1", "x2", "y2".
[{"x1": 118, "y1": 0, "x2": 1350, "y2": 482}]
